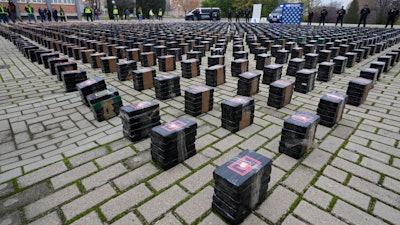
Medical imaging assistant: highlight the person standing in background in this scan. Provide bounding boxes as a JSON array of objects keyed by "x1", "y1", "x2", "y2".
[
  {"x1": 385, "y1": 7, "x2": 400, "y2": 28},
  {"x1": 228, "y1": 8, "x2": 232, "y2": 22},
  {"x1": 235, "y1": 8, "x2": 241, "y2": 22},
  {"x1": 138, "y1": 7, "x2": 143, "y2": 21},
  {"x1": 25, "y1": 3, "x2": 37, "y2": 23},
  {"x1": 149, "y1": 9, "x2": 154, "y2": 20},
  {"x1": 46, "y1": 6, "x2": 52, "y2": 22},
  {"x1": 59, "y1": 7, "x2": 66, "y2": 22},
  {"x1": 38, "y1": 7, "x2": 45, "y2": 22},
  {"x1": 336, "y1": 6, "x2": 346, "y2": 27},
  {"x1": 84, "y1": 4, "x2": 93, "y2": 22},
  {"x1": 8, "y1": 0, "x2": 21, "y2": 23},
  {"x1": 319, "y1": 7, "x2": 328, "y2": 26},
  {"x1": 308, "y1": 9, "x2": 314, "y2": 25},
  {"x1": 158, "y1": 8, "x2": 163, "y2": 21},
  {"x1": 0, "y1": 4, "x2": 8, "y2": 24},
  {"x1": 245, "y1": 7, "x2": 250, "y2": 23},
  {"x1": 358, "y1": 4, "x2": 370, "y2": 27},
  {"x1": 52, "y1": 7, "x2": 58, "y2": 22},
  {"x1": 113, "y1": 5, "x2": 119, "y2": 21}
]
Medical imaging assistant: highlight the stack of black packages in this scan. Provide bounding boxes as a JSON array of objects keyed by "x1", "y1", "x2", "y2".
[
  {"x1": 318, "y1": 50, "x2": 331, "y2": 63},
  {"x1": 317, "y1": 92, "x2": 348, "y2": 127},
  {"x1": 377, "y1": 55, "x2": 392, "y2": 72},
  {"x1": 208, "y1": 55, "x2": 225, "y2": 67},
  {"x1": 81, "y1": 49, "x2": 95, "y2": 64},
  {"x1": 359, "y1": 68, "x2": 379, "y2": 87},
  {"x1": 126, "y1": 48, "x2": 141, "y2": 62},
  {"x1": 212, "y1": 150, "x2": 272, "y2": 225},
  {"x1": 56, "y1": 61, "x2": 78, "y2": 81},
  {"x1": 86, "y1": 88, "x2": 123, "y2": 122},
  {"x1": 370, "y1": 61, "x2": 385, "y2": 80},
  {"x1": 344, "y1": 52, "x2": 357, "y2": 68},
  {"x1": 279, "y1": 111, "x2": 320, "y2": 159},
  {"x1": 286, "y1": 58, "x2": 305, "y2": 76},
  {"x1": 117, "y1": 60, "x2": 137, "y2": 81},
  {"x1": 262, "y1": 64, "x2": 283, "y2": 84},
  {"x1": 237, "y1": 71, "x2": 261, "y2": 96},
  {"x1": 294, "y1": 69, "x2": 316, "y2": 94},
  {"x1": 76, "y1": 77, "x2": 107, "y2": 106},
  {"x1": 72, "y1": 47, "x2": 86, "y2": 60},
  {"x1": 267, "y1": 79, "x2": 295, "y2": 109},
  {"x1": 167, "y1": 48, "x2": 182, "y2": 61},
  {"x1": 120, "y1": 101, "x2": 161, "y2": 142},
  {"x1": 271, "y1": 45, "x2": 282, "y2": 57},
  {"x1": 101, "y1": 56, "x2": 118, "y2": 73},
  {"x1": 181, "y1": 59, "x2": 200, "y2": 78},
  {"x1": 185, "y1": 85, "x2": 214, "y2": 116},
  {"x1": 291, "y1": 47, "x2": 303, "y2": 59},
  {"x1": 256, "y1": 53, "x2": 271, "y2": 70},
  {"x1": 90, "y1": 53, "x2": 106, "y2": 69},
  {"x1": 154, "y1": 46, "x2": 167, "y2": 57},
  {"x1": 304, "y1": 53, "x2": 319, "y2": 69},
  {"x1": 28, "y1": 48, "x2": 42, "y2": 62},
  {"x1": 35, "y1": 50, "x2": 52, "y2": 65},
  {"x1": 333, "y1": 56, "x2": 348, "y2": 74},
  {"x1": 221, "y1": 96, "x2": 255, "y2": 132},
  {"x1": 353, "y1": 49, "x2": 365, "y2": 63},
  {"x1": 346, "y1": 78, "x2": 373, "y2": 106},
  {"x1": 303, "y1": 44, "x2": 315, "y2": 55},
  {"x1": 115, "y1": 46, "x2": 127, "y2": 59},
  {"x1": 317, "y1": 62, "x2": 335, "y2": 82},
  {"x1": 275, "y1": 50, "x2": 290, "y2": 64},
  {"x1": 62, "y1": 70, "x2": 87, "y2": 92},
  {"x1": 151, "y1": 117, "x2": 197, "y2": 170},
  {"x1": 154, "y1": 74, "x2": 181, "y2": 100},
  {"x1": 233, "y1": 51, "x2": 249, "y2": 60},
  {"x1": 140, "y1": 52, "x2": 157, "y2": 67},
  {"x1": 132, "y1": 68, "x2": 156, "y2": 91},
  {"x1": 158, "y1": 55, "x2": 176, "y2": 72},
  {"x1": 41, "y1": 52, "x2": 60, "y2": 69},
  {"x1": 48, "y1": 58, "x2": 68, "y2": 75},
  {"x1": 231, "y1": 59, "x2": 249, "y2": 77},
  {"x1": 211, "y1": 48, "x2": 225, "y2": 55},
  {"x1": 187, "y1": 51, "x2": 202, "y2": 64},
  {"x1": 206, "y1": 65, "x2": 226, "y2": 87}
]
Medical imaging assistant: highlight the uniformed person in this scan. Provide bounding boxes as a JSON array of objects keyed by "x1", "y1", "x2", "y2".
[
  {"x1": 25, "y1": 4, "x2": 37, "y2": 23},
  {"x1": 336, "y1": 6, "x2": 346, "y2": 27},
  {"x1": 0, "y1": 4, "x2": 8, "y2": 24},
  {"x1": 385, "y1": 7, "x2": 400, "y2": 28},
  {"x1": 113, "y1": 5, "x2": 119, "y2": 21},
  {"x1": 84, "y1": 4, "x2": 93, "y2": 22}
]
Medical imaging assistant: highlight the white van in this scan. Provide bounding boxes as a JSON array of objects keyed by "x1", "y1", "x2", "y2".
[
  {"x1": 185, "y1": 7, "x2": 221, "y2": 21},
  {"x1": 269, "y1": 5, "x2": 283, "y2": 23}
]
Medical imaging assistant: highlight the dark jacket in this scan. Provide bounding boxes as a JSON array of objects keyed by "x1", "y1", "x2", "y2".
[
  {"x1": 320, "y1": 9, "x2": 328, "y2": 18},
  {"x1": 360, "y1": 7, "x2": 370, "y2": 17}
]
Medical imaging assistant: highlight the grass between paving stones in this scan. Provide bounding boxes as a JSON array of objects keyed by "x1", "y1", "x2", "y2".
[
  {"x1": 327, "y1": 196, "x2": 338, "y2": 212},
  {"x1": 356, "y1": 154, "x2": 364, "y2": 164},
  {"x1": 343, "y1": 173, "x2": 352, "y2": 186},
  {"x1": 368, "y1": 198, "x2": 377, "y2": 213},
  {"x1": 395, "y1": 139, "x2": 399, "y2": 148}
]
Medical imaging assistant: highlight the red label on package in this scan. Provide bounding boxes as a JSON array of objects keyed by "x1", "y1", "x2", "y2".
[
  {"x1": 292, "y1": 114, "x2": 314, "y2": 123},
  {"x1": 228, "y1": 155, "x2": 262, "y2": 176},
  {"x1": 161, "y1": 120, "x2": 187, "y2": 132}
]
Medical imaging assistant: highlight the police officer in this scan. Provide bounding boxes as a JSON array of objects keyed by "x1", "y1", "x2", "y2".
[
  {"x1": 228, "y1": 8, "x2": 232, "y2": 22},
  {"x1": 308, "y1": 9, "x2": 314, "y2": 25},
  {"x1": 84, "y1": 4, "x2": 92, "y2": 22},
  {"x1": 158, "y1": 8, "x2": 163, "y2": 21},
  {"x1": 319, "y1": 7, "x2": 328, "y2": 26},
  {"x1": 336, "y1": 6, "x2": 346, "y2": 27},
  {"x1": 59, "y1": 7, "x2": 66, "y2": 22},
  {"x1": 0, "y1": 4, "x2": 8, "y2": 24},
  {"x1": 236, "y1": 8, "x2": 241, "y2": 23},
  {"x1": 25, "y1": 4, "x2": 37, "y2": 23},
  {"x1": 385, "y1": 7, "x2": 400, "y2": 28},
  {"x1": 113, "y1": 5, "x2": 118, "y2": 21},
  {"x1": 358, "y1": 4, "x2": 370, "y2": 27},
  {"x1": 245, "y1": 7, "x2": 250, "y2": 23}
]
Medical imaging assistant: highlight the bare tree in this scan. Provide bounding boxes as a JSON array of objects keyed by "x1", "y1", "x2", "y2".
[{"x1": 171, "y1": 0, "x2": 200, "y2": 15}]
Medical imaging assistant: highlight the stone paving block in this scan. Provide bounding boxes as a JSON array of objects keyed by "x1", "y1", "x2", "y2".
[
  {"x1": 113, "y1": 163, "x2": 159, "y2": 190},
  {"x1": 212, "y1": 134, "x2": 244, "y2": 152},
  {"x1": 331, "y1": 157, "x2": 380, "y2": 183},
  {"x1": 303, "y1": 186, "x2": 332, "y2": 209},
  {"x1": 1, "y1": 156, "x2": 42, "y2": 172},
  {"x1": 273, "y1": 154, "x2": 298, "y2": 171},
  {"x1": 183, "y1": 153, "x2": 209, "y2": 170},
  {"x1": 370, "y1": 141, "x2": 400, "y2": 158},
  {"x1": 18, "y1": 161, "x2": 68, "y2": 188},
  {"x1": 111, "y1": 212, "x2": 142, "y2": 225},
  {"x1": 353, "y1": 130, "x2": 396, "y2": 146},
  {"x1": 212, "y1": 148, "x2": 242, "y2": 167},
  {"x1": 345, "y1": 142, "x2": 390, "y2": 163},
  {"x1": 257, "y1": 186, "x2": 298, "y2": 223},
  {"x1": 0, "y1": 141, "x2": 16, "y2": 155},
  {"x1": 258, "y1": 124, "x2": 281, "y2": 139},
  {"x1": 100, "y1": 183, "x2": 152, "y2": 221},
  {"x1": 322, "y1": 165, "x2": 348, "y2": 183},
  {"x1": 373, "y1": 201, "x2": 400, "y2": 225},
  {"x1": 337, "y1": 148, "x2": 360, "y2": 163},
  {"x1": 281, "y1": 214, "x2": 308, "y2": 225},
  {"x1": 264, "y1": 136, "x2": 280, "y2": 153},
  {"x1": 361, "y1": 157, "x2": 400, "y2": 180},
  {"x1": 0, "y1": 182, "x2": 14, "y2": 198},
  {"x1": 68, "y1": 146, "x2": 109, "y2": 167},
  {"x1": 27, "y1": 211, "x2": 62, "y2": 225},
  {"x1": 0, "y1": 119, "x2": 10, "y2": 132},
  {"x1": 62, "y1": 184, "x2": 116, "y2": 221},
  {"x1": 200, "y1": 147, "x2": 221, "y2": 159},
  {"x1": 0, "y1": 211, "x2": 22, "y2": 225},
  {"x1": 315, "y1": 176, "x2": 370, "y2": 210},
  {"x1": 241, "y1": 214, "x2": 266, "y2": 225},
  {"x1": 0, "y1": 167, "x2": 22, "y2": 183},
  {"x1": 175, "y1": 186, "x2": 213, "y2": 224},
  {"x1": 0, "y1": 182, "x2": 51, "y2": 216},
  {"x1": 330, "y1": 125, "x2": 354, "y2": 139},
  {"x1": 70, "y1": 211, "x2": 104, "y2": 225},
  {"x1": 283, "y1": 165, "x2": 317, "y2": 193},
  {"x1": 95, "y1": 146, "x2": 135, "y2": 168},
  {"x1": 82, "y1": 163, "x2": 128, "y2": 191},
  {"x1": 24, "y1": 154, "x2": 64, "y2": 173},
  {"x1": 180, "y1": 164, "x2": 215, "y2": 193},
  {"x1": 51, "y1": 162, "x2": 97, "y2": 190},
  {"x1": 196, "y1": 134, "x2": 219, "y2": 151},
  {"x1": 238, "y1": 134, "x2": 268, "y2": 150},
  {"x1": 198, "y1": 212, "x2": 228, "y2": 225},
  {"x1": 302, "y1": 148, "x2": 331, "y2": 170},
  {"x1": 332, "y1": 200, "x2": 384, "y2": 225},
  {"x1": 383, "y1": 176, "x2": 400, "y2": 193},
  {"x1": 148, "y1": 164, "x2": 190, "y2": 191},
  {"x1": 138, "y1": 185, "x2": 188, "y2": 223},
  {"x1": 294, "y1": 200, "x2": 347, "y2": 225},
  {"x1": 24, "y1": 184, "x2": 81, "y2": 219},
  {"x1": 348, "y1": 176, "x2": 400, "y2": 208},
  {"x1": 63, "y1": 142, "x2": 99, "y2": 157},
  {"x1": 319, "y1": 136, "x2": 345, "y2": 153},
  {"x1": 153, "y1": 212, "x2": 182, "y2": 225},
  {"x1": 124, "y1": 151, "x2": 151, "y2": 170}
]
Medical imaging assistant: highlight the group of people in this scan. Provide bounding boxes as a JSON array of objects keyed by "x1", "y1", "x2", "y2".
[
  {"x1": 0, "y1": 2, "x2": 66, "y2": 24},
  {"x1": 83, "y1": 4, "x2": 163, "y2": 22},
  {"x1": 227, "y1": 7, "x2": 251, "y2": 23},
  {"x1": 308, "y1": 4, "x2": 399, "y2": 28}
]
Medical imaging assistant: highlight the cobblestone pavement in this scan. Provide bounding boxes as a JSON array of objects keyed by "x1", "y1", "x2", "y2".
[{"x1": 0, "y1": 21, "x2": 400, "y2": 225}]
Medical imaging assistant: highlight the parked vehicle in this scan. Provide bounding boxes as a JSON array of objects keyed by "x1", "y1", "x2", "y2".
[
  {"x1": 185, "y1": 7, "x2": 221, "y2": 21},
  {"x1": 269, "y1": 5, "x2": 283, "y2": 23}
]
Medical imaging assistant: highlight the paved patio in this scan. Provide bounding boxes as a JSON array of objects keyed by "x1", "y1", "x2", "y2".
[{"x1": 0, "y1": 21, "x2": 400, "y2": 225}]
